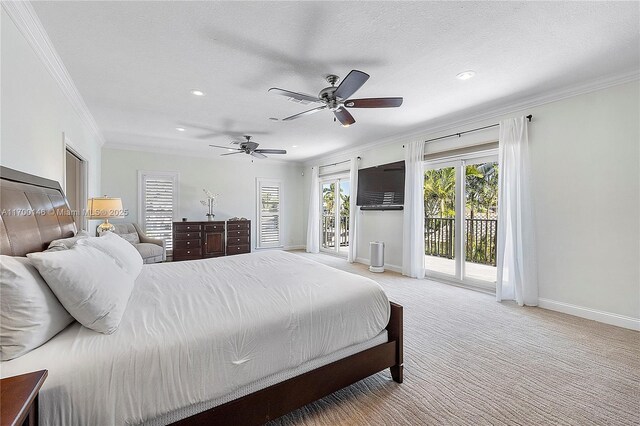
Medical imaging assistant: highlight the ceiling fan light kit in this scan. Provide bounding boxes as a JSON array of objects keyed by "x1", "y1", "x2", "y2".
[{"x1": 269, "y1": 69, "x2": 403, "y2": 126}]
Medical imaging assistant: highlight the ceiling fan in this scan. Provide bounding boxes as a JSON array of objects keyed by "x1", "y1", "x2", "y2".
[
  {"x1": 209, "y1": 135, "x2": 286, "y2": 159},
  {"x1": 269, "y1": 70, "x2": 403, "y2": 127}
]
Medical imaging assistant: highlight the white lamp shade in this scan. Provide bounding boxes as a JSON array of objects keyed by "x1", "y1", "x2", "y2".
[{"x1": 87, "y1": 197, "x2": 123, "y2": 219}]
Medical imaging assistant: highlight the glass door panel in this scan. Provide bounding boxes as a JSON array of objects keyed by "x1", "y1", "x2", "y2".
[
  {"x1": 321, "y1": 182, "x2": 336, "y2": 251},
  {"x1": 464, "y1": 161, "x2": 498, "y2": 283},
  {"x1": 424, "y1": 165, "x2": 457, "y2": 277},
  {"x1": 338, "y1": 180, "x2": 350, "y2": 256}
]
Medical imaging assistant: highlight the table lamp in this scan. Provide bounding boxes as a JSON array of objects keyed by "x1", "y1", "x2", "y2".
[{"x1": 87, "y1": 196, "x2": 123, "y2": 234}]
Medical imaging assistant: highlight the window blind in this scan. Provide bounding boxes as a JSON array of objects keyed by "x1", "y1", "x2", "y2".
[
  {"x1": 140, "y1": 174, "x2": 177, "y2": 251},
  {"x1": 258, "y1": 180, "x2": 281, "y2": 248}
]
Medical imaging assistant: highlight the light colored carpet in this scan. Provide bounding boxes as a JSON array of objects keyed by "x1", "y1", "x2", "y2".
[{"x1": 270, "y1": 252, "x2": 640, "y2": 426}]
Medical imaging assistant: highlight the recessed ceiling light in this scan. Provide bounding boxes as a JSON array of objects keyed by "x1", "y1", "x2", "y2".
[
  {"x1": 190, "y1": 89, "x2": 205, "y2": 96},
  {"x1": 175, "y1": 127, "x2": 185, "y2": 132},
  {"x1": 292, "y1": 145, "x2": 298, "y2": 148},
  {"x1": 456, "y1": 70, "x2": 476, "y2": 81}
]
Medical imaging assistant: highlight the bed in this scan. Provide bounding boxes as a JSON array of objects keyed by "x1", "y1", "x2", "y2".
[{"x1": 0, "y1": 166, "x2": 403, "y2": 425}]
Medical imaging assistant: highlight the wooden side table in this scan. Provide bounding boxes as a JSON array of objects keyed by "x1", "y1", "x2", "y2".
[{"x1": 1, "y1": 370, "x2": 47, "y2": 426}]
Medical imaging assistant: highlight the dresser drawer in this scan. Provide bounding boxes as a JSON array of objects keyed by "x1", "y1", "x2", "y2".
[
  {"x1": 227, "y1": 221, "x2": 250, "y2": 230},
  {"x1": 174, "y1": 232, "x2": 201, "y2": 240},
  {"x1": 174, "y1": 239, "x2": 202, "y2": 249},
  {"x1": 226, "y1": 244, "x2": 250, "y2": 255},
  {"x1": 227, "y1": 229, "x2": 250, "y2": 238},
  {"x1": 203, "y1": 223, "x2": 225, "y2": 232},
  {"x1": 227, "y1": 236, "x2": 250, "y2": 246},
  {"x1": 174, "y1": 248, "x2": 202, "y2": 258},
  {"x1": 174, "y1": 224, "x2": 201, "y2": 232}
]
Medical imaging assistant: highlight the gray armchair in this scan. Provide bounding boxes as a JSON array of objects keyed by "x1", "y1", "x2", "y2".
[{"x1": 110, "y1": 223, "x2": 166, "y2": 264}]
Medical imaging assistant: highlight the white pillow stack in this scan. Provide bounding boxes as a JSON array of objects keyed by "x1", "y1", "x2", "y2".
[
  {"x1": 27, "y1": 242, "x2": 136, "y2": 335},
  {"x1": 0, "y1": 256, "x2": 75, "y2": 360}
]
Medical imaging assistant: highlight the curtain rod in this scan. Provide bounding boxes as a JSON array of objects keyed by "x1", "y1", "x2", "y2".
[
  {"x1": 318, "y1": 156, "x2": 361, "y2": 169},
  {"x1": 422, "y1": 114, "x2": 533, "y2": 144}
]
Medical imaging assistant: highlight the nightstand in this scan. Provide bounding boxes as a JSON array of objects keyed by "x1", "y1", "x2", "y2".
[{"x1": 1, "y1": 370, "x2": 47, "y2": 426}]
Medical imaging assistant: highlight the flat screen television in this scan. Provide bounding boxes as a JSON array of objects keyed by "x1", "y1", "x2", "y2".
[{"x1": 356, "y1": 161, "x2": 405, "y2": 210}]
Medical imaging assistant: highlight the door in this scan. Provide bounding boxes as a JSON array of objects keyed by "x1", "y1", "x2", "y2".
[
  {"x1": 203, "y1": 222, "x2": 225, "y2": 257},
  {"x1": 320, "y1": 177, "x2": 350, "y2": 256},
  {"x1": 424, "y1": 152, "x2": 499, "y2": 288}
]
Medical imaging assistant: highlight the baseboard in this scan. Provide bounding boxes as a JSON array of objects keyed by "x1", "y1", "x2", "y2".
[
  {"x1": 284, "y1": 245, "x2": 306, "y2": 251},
  {"x1": 538, "y1": 298, "x2": 640, "y2": 331},
  {"x1": 355, "y1": 257, "x2": 402, "y2": 274}
]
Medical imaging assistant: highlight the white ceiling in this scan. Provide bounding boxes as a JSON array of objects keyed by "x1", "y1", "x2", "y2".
[{"x1": 33, "y1": 1, "x2": 639, "y2": 161}]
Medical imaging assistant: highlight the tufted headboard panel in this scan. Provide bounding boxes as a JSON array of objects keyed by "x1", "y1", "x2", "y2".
[{"x1": 0, "y1": 166, "x2": 77, "y2": 256}]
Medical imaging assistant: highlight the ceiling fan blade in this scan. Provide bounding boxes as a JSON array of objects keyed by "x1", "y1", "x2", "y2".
[
  {"x1": 334, "y1": 107, "x2": 356, "y2": 126},
  {"x1": 334, "y1": 70, "x2": 370, "y2": 100},
  {"x1": 220, "y1": 151, "x2": 244, "y2": 156},
  {"x1": 282, "y1": 105, "x2": 327, "y2": 121},
  {"x1": 344, "y1": 97, "x2": 403, "y2": 108},
  {"x1": 255, "y1": 149, "x2": 287, "y2": 154},
  {"x1": 210, "y1": 144, "x2": 241, "y2": 150},
  {"x1": 250, "y1": 151, "x2": 268, "y2": 159},
  {"x1": 268, "y1": 88, "x2": 321, "y2": 105}
]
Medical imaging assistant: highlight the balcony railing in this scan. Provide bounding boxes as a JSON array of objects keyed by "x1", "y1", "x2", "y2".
[
  {"x1": 425, "y1": 217, "x2": 498, "y2": 266},
  {"x1": 322, "y1": 214, "x2": 349, "y2": 248}
]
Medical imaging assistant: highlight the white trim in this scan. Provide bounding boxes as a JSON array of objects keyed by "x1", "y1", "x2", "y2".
[
  {"x1": 304, "y1": 71, "x2": 639, "y2": 166},
  {"x1": 2, "y1": 1, "x2": 105, "y2": 145},
  {"x1": 256, "y1": 178, "x2": 283, "y2": 249},
  {"x1": 538, "y1": 298, "x2": 640, "y2": 331},
  {"x1": 355, "y1": 257, "x2": 402, "y2": 274}
]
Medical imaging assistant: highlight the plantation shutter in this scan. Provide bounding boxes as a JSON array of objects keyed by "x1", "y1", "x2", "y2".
[
  {"x1": 139, "y1": 172, "x2": 178, "y2": 252},
  {"x1": 257, "y1": 179, "x2": 282, "y2": 248}
]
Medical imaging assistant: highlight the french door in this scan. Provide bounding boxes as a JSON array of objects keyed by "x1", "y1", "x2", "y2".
[
  {"x1": 320, "y1": 177, "x2": 350, "y2": 256},
  {"x1": 424, "y1": 151, "x2": 499, "y2": 289}
]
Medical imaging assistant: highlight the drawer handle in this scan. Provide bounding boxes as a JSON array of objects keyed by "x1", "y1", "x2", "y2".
[
  {"x1": 187, "y1": 251, "x2": 191, "y2": 254},
  {"x1": 187, "y1": 242, "x2": 190, "y2": 245},
  {"x1": 186, "y1": 233, "x2": 190, "y2": 237},
  {"x1": 237, "y1": 238, "x2": 240, "y2": 242}
]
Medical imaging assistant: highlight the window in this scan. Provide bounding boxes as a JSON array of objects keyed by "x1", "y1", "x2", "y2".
[
  {"x1": 138, "y1": 171, "x2": 179, "y2": 252},
  {"x1": 257, "y1": 178, "x2": 282, "y2": 248},
  {"x1": 320, "y1": 177, "x2": 350, "y2": 257}
]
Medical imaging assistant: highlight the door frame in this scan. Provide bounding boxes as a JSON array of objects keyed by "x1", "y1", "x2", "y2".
[
  {"x1": 423, "y1": 149, "x2": 498, "y2": 290},
  {"x1": 319, "y1": 174, "x2": 349, "y2": 257},
  {"x1": 62, "y1": 133, "x2": 89, "y2": 231}
]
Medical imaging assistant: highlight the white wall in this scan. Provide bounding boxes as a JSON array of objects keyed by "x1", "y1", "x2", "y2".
[
  {"x1": 304, "y1": 81, "x2": 640, "y2": 325},
  {"x1": 0, "y1": 8, "x2": 102, "y2": 212},
  {"x1": 101, "y1": 148, "x2": 305, "y2": 249}
]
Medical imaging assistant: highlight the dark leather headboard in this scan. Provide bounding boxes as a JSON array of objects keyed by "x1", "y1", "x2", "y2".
[{"x1": 0, "y1": 166, "x2": 77, "y2": 256}]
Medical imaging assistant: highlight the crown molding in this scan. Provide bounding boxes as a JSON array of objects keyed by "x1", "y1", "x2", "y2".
[
  {"x1": 103, "y1": 141, "x2": 304, "y2": 166},
  {"x1": 303, "y1": 70, "x2": 639, "y2": 166},
  {"x1": 2, "y1": 0, "x2": 105, "y2": 145}
]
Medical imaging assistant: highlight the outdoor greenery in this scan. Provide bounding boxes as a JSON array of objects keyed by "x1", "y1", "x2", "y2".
[
  {"x1": 322, "y1": 183, "x2": 350, "y2": 218},
  {"x1": 424, "y1": 162, "x2": 499, "y2": 266}
]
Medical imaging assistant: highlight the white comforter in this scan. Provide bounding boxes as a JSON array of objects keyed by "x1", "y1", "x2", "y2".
[{"x1": 1, "y1": 250, "x2": 390, "y2": 425}]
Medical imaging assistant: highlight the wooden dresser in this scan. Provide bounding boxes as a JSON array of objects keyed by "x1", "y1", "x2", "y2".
[
  {"x1": 226, "y1": 220, "x2": 251, "y2": 255},
  {"x1": 173, "y1": 221, "x2": 225, "y2": 261},
  {"x1": 172, "y1": 219, "x2": 250, "y2": 261}
]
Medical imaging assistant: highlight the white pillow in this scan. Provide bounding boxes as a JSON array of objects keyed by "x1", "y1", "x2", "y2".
[
  {"x1": 47, "y1": 230, "x2": 90, "y2": 251},
  {"x1": 27, "y1": 245, "x2": 134, "y2": 334},
  {"x1": 78, "y1": 232, "x2": 143, "y2": 279},
  {"x1": 0, "y1": 256, "x2": 74, "y2": 360}
]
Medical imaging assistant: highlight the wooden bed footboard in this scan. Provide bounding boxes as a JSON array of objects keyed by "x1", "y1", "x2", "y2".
[{"x1": 172, "y1": 301, "x2": 404, "y2": 426}]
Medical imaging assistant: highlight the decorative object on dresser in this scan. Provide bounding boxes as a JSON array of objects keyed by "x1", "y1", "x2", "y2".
[
  {"x1": 0, "y1": 370, "x2": 48, "y2": 426},
  {"x1": 86, "y1": 196, "x2": 124, "y2": 234},
  {"x1": 173, "y1": 221, "x2": 226, "y2": 261},
  {"x1": 199, "y1": 189, "x2": 218, "y2": 221},
  {"x1": 226, "y1": 219, "x2": 251, "y2": 255},
  {"x1": 110, "y1": 223, "x2": 166, "y2": 263}
]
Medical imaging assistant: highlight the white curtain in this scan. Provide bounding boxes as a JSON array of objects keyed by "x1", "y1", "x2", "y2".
[
  {"x1": 496, "y1": 116, "x2": 538, "y2": 306},
  {"x1": 347, "y1": 156, "x2": 359, "y2": 263},
  {"x1": 306, "y1": 166, "x2": 320, "y2": 253},
  {"x1": 402, "y1": 140, "x2": 425, "y2": 278}
]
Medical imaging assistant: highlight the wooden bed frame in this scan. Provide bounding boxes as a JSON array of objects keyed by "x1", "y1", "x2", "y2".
[{"x1": 0, "y1": 166, "x2": 403, "y2": 426}]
